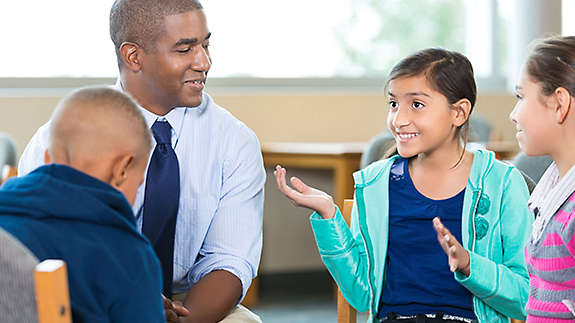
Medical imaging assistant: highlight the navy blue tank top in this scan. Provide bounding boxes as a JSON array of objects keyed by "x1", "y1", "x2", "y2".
[{"x1": 378, "y1": 158, "x2": 474, "y2": 319}]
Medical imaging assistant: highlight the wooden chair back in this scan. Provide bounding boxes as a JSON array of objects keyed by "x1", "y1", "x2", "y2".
[
  {"x1": 1, "y1": 165, "x2": 17, "y2": 185},
  {"x1": 35, "y1": 259, "x2": 72, "y2": 323},
  {"x1": 337, "y1": 199, "x2": 357, "y2": 323}
]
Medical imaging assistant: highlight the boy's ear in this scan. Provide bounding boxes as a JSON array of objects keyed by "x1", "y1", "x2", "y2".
[
  {"x1": 553, "y1": 87, "x2": 572, "y2": 124},
  {"x1": 43, "y1": 149, "x2": 51, "y2": 165},
  {"x1": 119, "y1": 42, "x2": 144, "y2": 73},
  {"x1": 111, "y1": 154, "x2": 133, "y2": 189},
  {"x1": 452, "y1": 98, "x2": 472, "y2": 128}
]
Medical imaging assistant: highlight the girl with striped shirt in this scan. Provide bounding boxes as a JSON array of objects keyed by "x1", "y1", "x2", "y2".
[{"x1": 510, "y1": 36, "x2": 575, "y2": 322}]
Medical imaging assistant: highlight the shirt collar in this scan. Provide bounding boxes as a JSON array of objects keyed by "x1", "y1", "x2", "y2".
[
  {"x1": 529, "y1": 162, "x2": 575, "y2": 243},
  {"x1": 114, "y1": 79, "x2": 187, "y2": 140}
]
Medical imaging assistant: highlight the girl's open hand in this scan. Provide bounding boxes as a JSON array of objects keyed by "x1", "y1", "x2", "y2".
[
  {"x1": 274, "y1": 165, "x2": 336, "y2": 219},
  {"x1": 433, "y1": 217, "x2": 470, "y2": 276}
]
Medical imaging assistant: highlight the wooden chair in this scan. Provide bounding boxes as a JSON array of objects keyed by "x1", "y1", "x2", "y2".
[
  {"x1": 241, "y1": 277, "x2": 259, "y2": 307},
  {"x1": 338, "y1": 199, "x2": 357, "y2": 323},
  {"x1": 1, "y1": 165, "x2": 17, "y2": 185},
  {"x1": 35, "y1": 259, "x2": 72, "y2": 323}
]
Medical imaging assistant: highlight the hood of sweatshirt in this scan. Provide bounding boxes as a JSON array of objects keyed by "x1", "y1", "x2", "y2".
[{"x1": 0, "y1": 164, "x2": 143, "y2": 240}]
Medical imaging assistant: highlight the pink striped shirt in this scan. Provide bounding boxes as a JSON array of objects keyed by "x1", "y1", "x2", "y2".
[{"x1": 526, "y1": 189, "x2": 575, "y2": 321}]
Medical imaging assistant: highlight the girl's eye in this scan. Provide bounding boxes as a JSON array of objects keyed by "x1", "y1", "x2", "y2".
[
  {"x1": 389, "y1": 101, "x2": 398, "y2": 110},
  {"x1": 412, "y1": 101, "x2": 424, "y2": 109},
  {"x1": 176, "y1": 48, "x2": 191, "y2": 53},
  {"x1": 515, "y1": 93, "x2": 523, "y2": 100}
]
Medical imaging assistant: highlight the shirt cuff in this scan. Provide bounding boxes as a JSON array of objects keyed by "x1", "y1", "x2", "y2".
[{"x1": 188, "y1": 256, "x2": 255, "y2": 302}]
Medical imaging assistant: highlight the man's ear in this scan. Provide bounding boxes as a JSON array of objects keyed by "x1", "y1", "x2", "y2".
[
  {"x1": 111, "y1": 154, "x2": 134, "y2": 189},
  {"x1": 553, "y1": 87, "x2": 572, "y2": 124},
  {"x1": 452, "y1": 98, "x2": 472, "y2": 128},
  {"x1": 44, "y1": 149, "x2": 51, "y2": 165},
  {"x1": 119, "y1": 42, "x2": 144, "y2": 72}
]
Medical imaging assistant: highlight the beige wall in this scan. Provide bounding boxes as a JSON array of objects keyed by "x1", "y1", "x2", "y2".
[
  {"x1": 0, "y1": 91, "x2": 519, "y2": 158},
  {"x1": 0, "y1": 90, "x2": 519, "y2": 273},
  {"x1": 1, "y1": 97, "x2": 60, "y2": 156}
]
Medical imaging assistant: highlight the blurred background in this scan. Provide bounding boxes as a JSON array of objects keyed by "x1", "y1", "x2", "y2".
[{"x1": 0, "y1": 0, "x2": 570, "y2": 321}]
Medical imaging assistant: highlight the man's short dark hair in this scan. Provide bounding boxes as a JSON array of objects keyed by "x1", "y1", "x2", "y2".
[{"x1": 109, "y1": 0, "x2": 203, "y2": 67}]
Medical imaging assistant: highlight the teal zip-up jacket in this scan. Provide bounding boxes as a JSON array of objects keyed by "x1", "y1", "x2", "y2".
[{"x1": 310, "y1": 149, "x2": 532, "y2": 322}]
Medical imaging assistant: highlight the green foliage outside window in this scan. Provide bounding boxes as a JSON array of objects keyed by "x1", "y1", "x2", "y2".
[{"x1": 334, "y1": 0, "x2": 465, "y2": 77}]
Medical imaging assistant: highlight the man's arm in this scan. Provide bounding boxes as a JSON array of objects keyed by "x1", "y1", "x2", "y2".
[
  {"x1": 183, "y1": 126, "x2": 265, "y2": 322},
  {"x1": 180, "y1": 270, "x2": 242, "y2": 323}
]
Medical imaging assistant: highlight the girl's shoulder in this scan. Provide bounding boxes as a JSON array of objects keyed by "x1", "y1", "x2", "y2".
[
  {"x1": 470, "y1": 148, "x2": 524, "y2": 185},
  {"x1": 467, "y1": 149, "x2": 532, "y2": 204}
]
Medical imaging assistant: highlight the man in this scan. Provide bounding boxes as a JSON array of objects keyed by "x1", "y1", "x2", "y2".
[
  {"x1": 3, "y1": 87, "x2": 165, "y2": 322},
  {"x1": 19, "y1": 1, "x2": 265, "y2": 322}
]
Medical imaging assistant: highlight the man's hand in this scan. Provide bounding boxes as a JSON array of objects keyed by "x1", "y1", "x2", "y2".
[
  {"x1": 274, "y1": 165, "x2": 336, "y2": 219},
  {"x1": 163, "y1": 295, "x2": 190, "y2": 323},
  {"x1": 433, "y1": 217, "x2": 470, "y2": 276}
]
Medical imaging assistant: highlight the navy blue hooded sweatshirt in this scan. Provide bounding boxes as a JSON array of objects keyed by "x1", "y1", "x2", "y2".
[{"x1": 0, "y1": 165, "x2": 165, "y2": 323}]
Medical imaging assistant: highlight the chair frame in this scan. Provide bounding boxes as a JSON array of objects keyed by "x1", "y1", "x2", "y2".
[
  {"x1": 337, "y1": 199, "x2": 357, "y2": 323},
  {"x1": 1, "y1": 165, "x2": 17, "y2": 185},
  {"x1": 35, "y1": 259, "x2": 72, "y2": 323}
]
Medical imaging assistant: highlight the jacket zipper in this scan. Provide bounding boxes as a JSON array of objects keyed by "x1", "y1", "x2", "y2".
[
  {"x1": 469, "y1": 189, "x2": 483, "y2": 320},
  {"x1": 470, "y1": 190, "x2": 480, "y2": 252}
]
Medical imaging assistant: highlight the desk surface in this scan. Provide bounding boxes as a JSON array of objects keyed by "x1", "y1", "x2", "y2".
[
  {"x1": 485, "y1": 141, "x2": 519, "y2": 160},
  {"x1": 260, "y1": 140, "x2": 520, "y2": 207},
  {"x1": 261, "y1": 142, "x2": 366, "y2": 155},
  {"x1": 261, "y1": 142, "x2": 365, "y2": 209}
]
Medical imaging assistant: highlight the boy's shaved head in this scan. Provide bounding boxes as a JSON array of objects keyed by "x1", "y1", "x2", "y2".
[
  {"x1": 109, "y1": 0, "x2": 203, "y2": 65},
  {"x1": 49, "y1": 87, "x2": 151, "y2": 176}
]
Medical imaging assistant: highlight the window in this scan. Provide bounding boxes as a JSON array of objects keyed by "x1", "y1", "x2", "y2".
[
  {"x1": 0, "y1": 0, "x2": 506, "y2": 83},
  {"x1": 563, "y1": 0, "x2": 575, "y2": 36},
  {"x1": 0, "y1": 1, "x2": 117, "y2": 77},
  {"x1": 205, "y1": 0, "x2": 465, "y2": 78}
]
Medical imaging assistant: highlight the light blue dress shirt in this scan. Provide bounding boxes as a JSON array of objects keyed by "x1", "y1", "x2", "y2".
[{"x1": 18, "y1": 90, "x2": 266, "y2": 298}]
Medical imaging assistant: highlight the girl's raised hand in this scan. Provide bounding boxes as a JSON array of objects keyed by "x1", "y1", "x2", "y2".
[
  {"x1": 274, "y1": 165, "x2": 336, "y2": 219},
  {"x1": 433, "y1": 217, "x2": 471, "y2": 276}
]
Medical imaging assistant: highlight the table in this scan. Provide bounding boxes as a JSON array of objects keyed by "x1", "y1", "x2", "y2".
[
  {"x1": 242, "y1": 142, "x2": 365, "y2": 307},
  {"x1": 261, "y1": 140, "x2": 519, "y2": 206},
  {"x1": 485, "y1": 141, "x2": 519, "y2": 160},
  {"x1": 262, "y1": 142, "x2": 366, "y2": 209}
]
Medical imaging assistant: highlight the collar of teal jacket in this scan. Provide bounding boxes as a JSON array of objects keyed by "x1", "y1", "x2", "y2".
[{"x1": 351, "y1": 148, "x2": 496, "y2": 319}]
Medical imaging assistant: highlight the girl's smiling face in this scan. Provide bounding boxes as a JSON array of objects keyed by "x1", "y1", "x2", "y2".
[
  {"x1": 510, "y1": 69, "x2": 558, "y2": 156},
  {"x1": 387, "y1": 74, "x2": 466, "y2": 158}
]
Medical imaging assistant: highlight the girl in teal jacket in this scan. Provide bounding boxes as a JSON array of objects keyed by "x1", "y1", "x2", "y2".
[{"x1": 275, "y1": 48, "x2": 532, "y2": 322}]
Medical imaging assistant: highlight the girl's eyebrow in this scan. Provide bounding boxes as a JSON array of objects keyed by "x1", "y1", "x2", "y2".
[
  {"x1": 405, "y1": 92, "x2": 431, "y2": 98},
  {"x1": 388, "y1": 91, "x2": 431, "y2": 98}
]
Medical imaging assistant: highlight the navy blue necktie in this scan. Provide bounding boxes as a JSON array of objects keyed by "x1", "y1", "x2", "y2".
[{"x1": 142, "y1": 120, "x2": 180, "y2": 297}]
